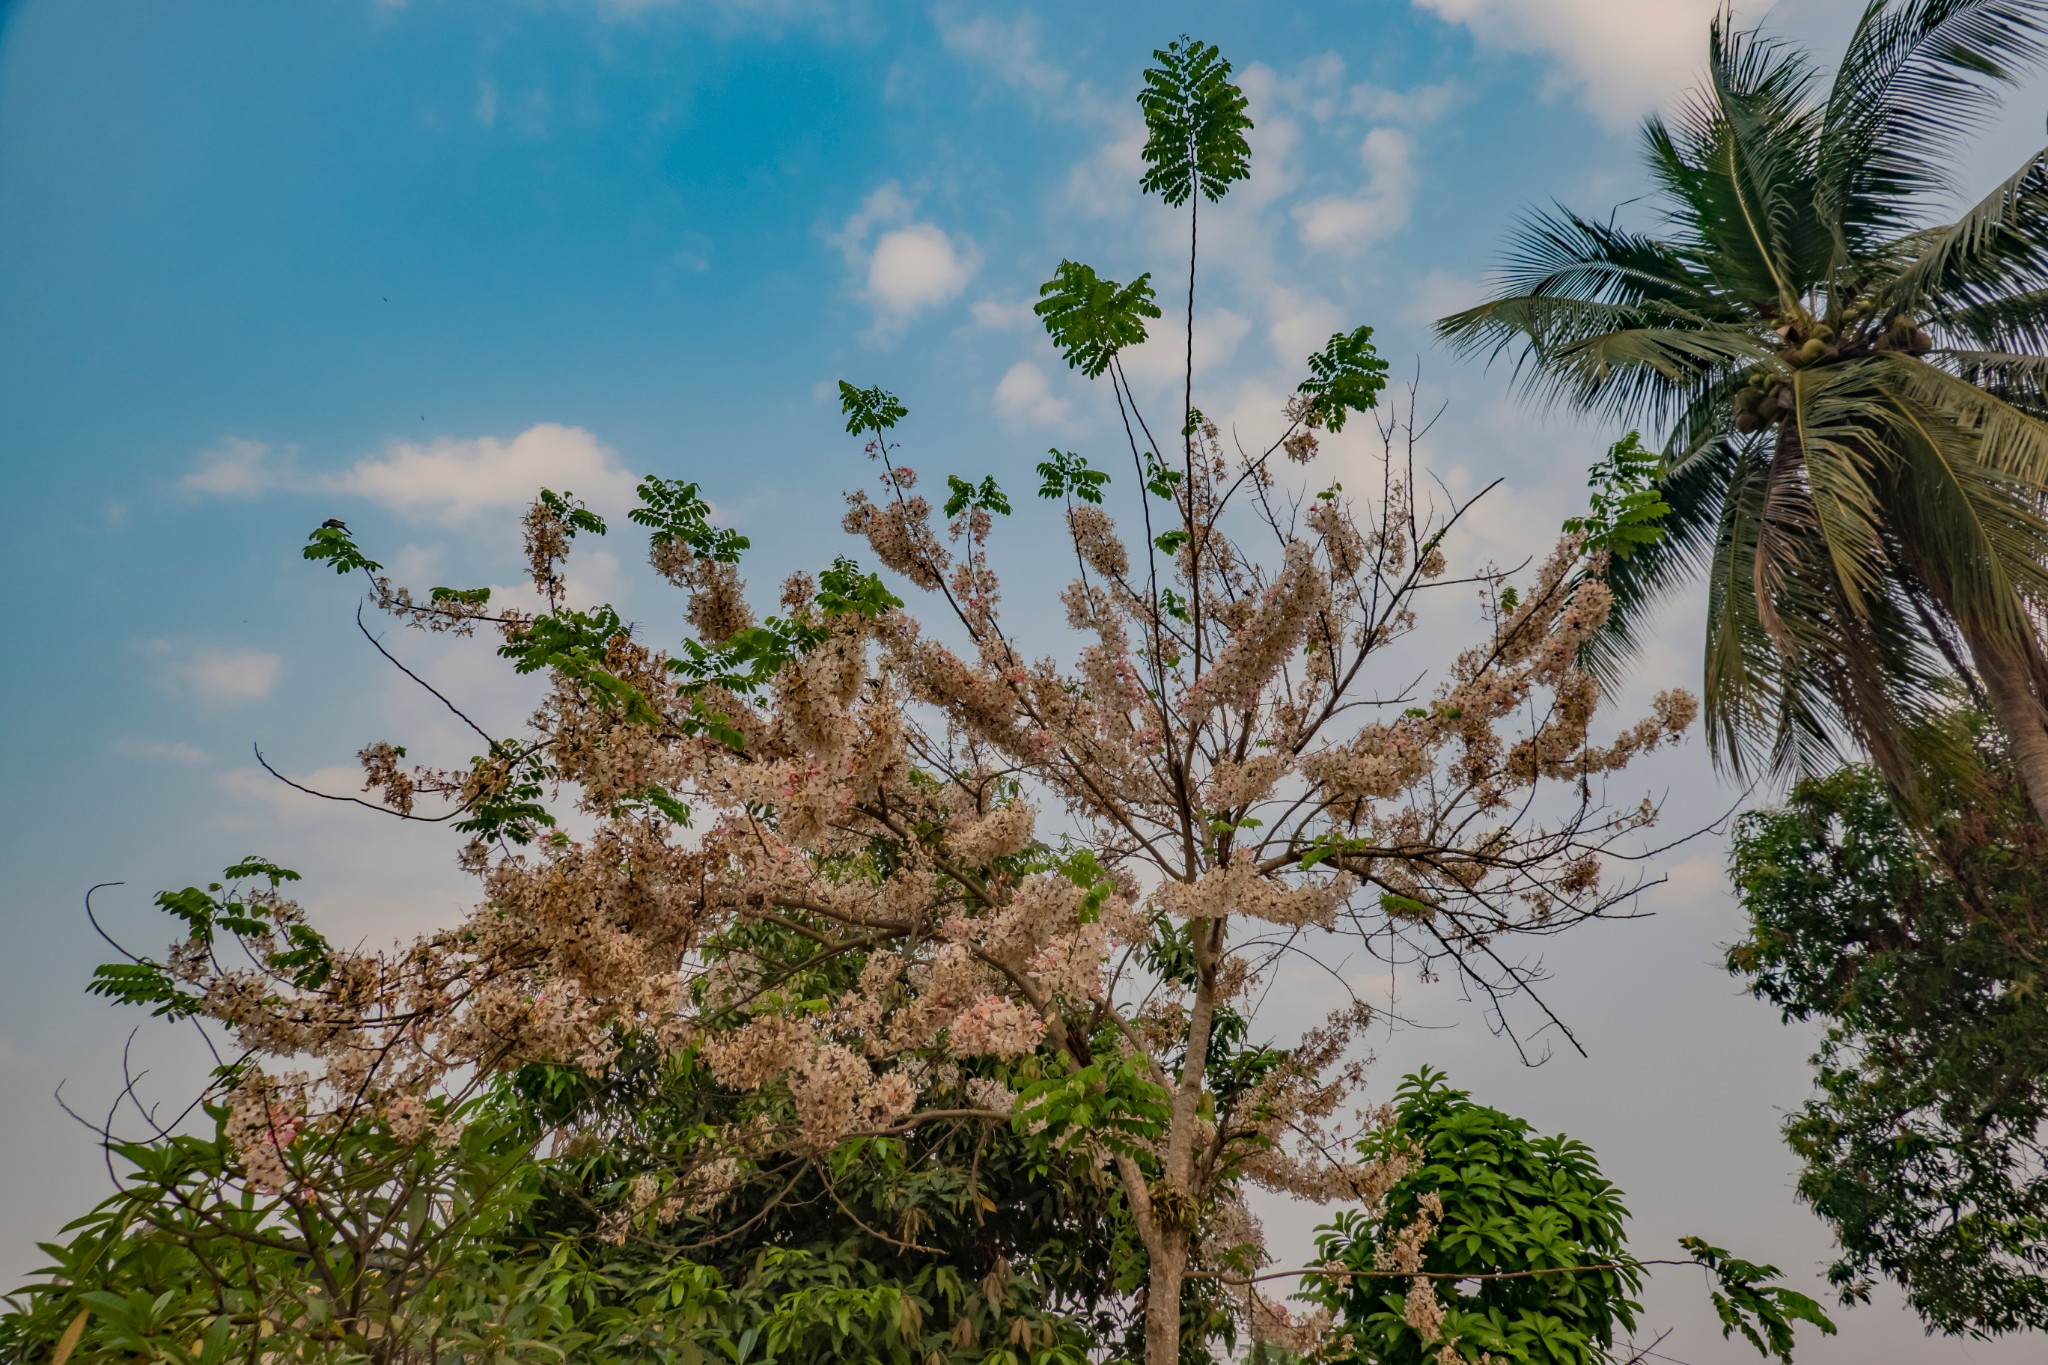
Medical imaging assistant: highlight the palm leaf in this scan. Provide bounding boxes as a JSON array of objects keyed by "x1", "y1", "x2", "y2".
[
  {"x1": 1878, "y1": 144, "x2": 2048, "y2": 320},
  {"x1": 1819, "y1": 0, "x2": 2048, "y2": 246},
  {"x1": 1878, "y1": 350, "x2": 2048, "y2": 487}
]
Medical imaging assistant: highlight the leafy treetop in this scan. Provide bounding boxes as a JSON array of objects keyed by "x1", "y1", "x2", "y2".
[{"x1": 1137, "y1": 35, "x2": 1253, "y2": 207}]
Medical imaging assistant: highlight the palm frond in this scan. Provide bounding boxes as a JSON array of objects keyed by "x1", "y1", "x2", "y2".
[
  {"x1": 1788, "y1": 370, "x2": 1897, "y2": 617},
  {"x1": 1935, "y1": 290, "x2": 2048, "y2": 356},
  {"x1": 1493, "y1": 205, "x2": 1723, "y2": 313},
  {"x1": 1878, "y1": 143, "x2": 2048, "y2": 320},
  {"x1": 1649, "y1": 16, "x2": 1827, "y2": 306},
  {"x1": 1862, "y1": 365, "x2": 2048, "y2": 630},
  {"x1": 1819, "y1": 0, "x2": 2048, "y2": 245},
  {"x1": 1449, "y1": 0, "x2": 2048, "y2": 806},
  {"x1": 1940, "y1": 346, "x2": 2048, "y2": 412},
  {"x1": 1521, "y1": 323, "x2": 1768, "y2": 429},
  {"x1": 1878, "y1": 350, "x2": 2048, "y2": 487}
]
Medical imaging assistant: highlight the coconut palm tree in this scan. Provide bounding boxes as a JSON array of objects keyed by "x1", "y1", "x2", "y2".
[{"x1": 1439, "y1": 0, "x2": 2048, "y2": 822}]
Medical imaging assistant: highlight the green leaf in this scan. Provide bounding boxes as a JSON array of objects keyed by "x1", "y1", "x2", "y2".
[
  {"x1": 1137, "y1": 36, "x2": 1253, "y2": 206},
  {"x1": 631, "y1": 476, "x2": 750, "y2": 563},
  {"x1": 1036, "y1": 450, "x2": 1111, "y2": 504},
  {"x1": 671, "y1": 619, "x2": 826, "y2": 697},
  {"x1": 220, "y1": 857, "x2": 301, "y2": 887},
  {"x1": 1682, "y1": 1236, "x2": 1837, "y2": 1362},
  {"x1": 1297, "y1": 326, "x2": 1390, "y2": 433},
  {"x1": 816, "y1": 556, "x2": 902, "y2": 619},
  {"x1": 1142, "y1": 451, "x2": 1185, "y2": 499},
  {"x1": 838, "y1": 381, "x2": 907, "y2": 436},
  {"x1": 452, "y1": 745, "x2": 557, "y2": 844},
  {"x1": 1036, "y1": 261, "x2": 1162, "y2": 378},
  {"x1": 1378, "y1": 892, "x2": 1435, "y2": 920},
  {"x1": 627, "y1": 785, "x2": 693, "y2": 826},
  {"x1": 301, "y1": 524, "x2": 382, "y2": 576},
  {"x1": 1563, "y1": 432, "x2": 1671, "y2": 561},
  {"x1": 86, "y1": 962, "x2": 199, "y2": 1019},
  {"x1": 943, "y1": 475, "x2": 1012, "y2": 519},
  {"x1": 539, "y1": 489, "x2": 607, "y2": 537}
]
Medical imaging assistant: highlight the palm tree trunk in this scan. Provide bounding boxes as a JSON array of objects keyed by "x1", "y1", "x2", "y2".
[{"x1": 1960, "y1": 623, "x2": 2048, "y2": 826}]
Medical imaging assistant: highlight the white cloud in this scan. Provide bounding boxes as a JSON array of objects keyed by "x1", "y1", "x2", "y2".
[
  {"x1": 1122, "y1": 309, "x2": 1254, "y2": 390},
  {"x1": 332, "y1": 423, "x2": 638, "y2": 524},
  {"x1": 112, "y1": 738, "x2": 210, "y2": 764},
  {"x1": 1402, "y1": 266, "x2": 1487, "y2": 327},
  {"x1": 182, "y1": 438, "x2": 291, "y2": 498},
  {"x1": 1268, "y1": 297, "x2": 1349, "y2": 373},
  {"x1": 474, "y1": 80, "x2": 498, "y2": 128},
  {"x1": 143, "y1": 641, "x2": 284, "y2": 703},
  {"x1": 932, "y1": 7, "x2": 1119, "y2": 126},
  {"x1": 868, "y1": 223, "x2": 975, "y2": 317},
  {"x1": 970, "y1": 296, "x2": 1039, "y2": 331},
  {"x1": 1410, "y1": 0, "x2": 1723, "y2": 128},
  {"x1": 1064, "y1": 122, "x2": 1147, "y2": 219},
  {"x1": 218, "y1": 763, "x2": 369, "y2": 819},
  {"x1": 1347, "y1": 79, "x2": 1463, "y2": 126},
  {"x1": 934, "y1": 9, "x2": 1067, "y2": 101},
  {"x1": 1294, "y1": 127, "x2": 1417, "y2": 253},
  {"x1": 829, "y1": 183, "x2": 976, "y2": 330},
  {"x1": 993, "y1": 362, "x2": 1073, "y2": 429},
  {"x1": 830, "y1": 182, "x2": 913, "y2": 256}
]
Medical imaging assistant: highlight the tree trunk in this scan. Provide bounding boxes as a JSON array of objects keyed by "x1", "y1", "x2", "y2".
[
  {"x1": 1961, "y1": 623, "x2": 2048, "y2": 826},
  {"x1": 1144, "y1": 1238, "x2": 1188, "y2": 1365}
]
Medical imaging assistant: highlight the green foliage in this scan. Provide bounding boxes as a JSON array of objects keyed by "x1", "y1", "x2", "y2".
[
  {"x1": 670, "y1": 556, "x2": 899, "y2": 701},
  {"x1": 1142, "y1": 451, "x2": 1185, "y2": 500},
  {"x1": 520, "y1": 924, "x2": 1137, "y2": 1362},
  {"x1": 498, "y1": 604, "x2": 660, "y2": 725},
  {"x1": 838, "y1": 381, "x2": 907, "y2": 436},
  {"x1": 0, "y1": 1093, "x2": 591, "y2": 1365},
  {"x1": 631, "y1": 475, "x2": 750, "y2": 563},
  {"x1": 1136, "y1": 36, "x2": 1253, "y2": 207},
  {"x1": 1308, "y1": 1069, "x2": 1642, "y2": 1365},
  {"x1": 1681, "y1": 1238, "x2": 1837, "y2": 1363},
  {"x1": 1013, "y1": 1056, "x2": 1171, "y2": 1172},
  {"x1": 1561, "y1": 433, "x2": 1670, "y2": 562},
  {"x1": 1037, "y1": 450, "x2": 1111, "y2": 504},
  {"x1": 1036, "y1": 262, "x2": 1162, "y2": 378},
  {"x1": 1307, "y1": 1071, "x2": 1832, "y2": 1364},
  {"x1": 302, "y1": 522, "x2": 382, "y2": 576},
  {"x1": 32, "y1": 896, "x2": 1135, "y2": 1363},
  {"x1": 816, "y1": 555, "x2": 903, "y2": 619},
  {"x1": 943, "y1": 474, "x2": 1012, "y2": 519},
  {"x1": 538, "y1": 487, "x2": 607, "y2": 537},
  {"x1": 453, "y1": 743, "x2": 557, "y2": 844},
  {"x1": 1296, "y1": 327, "x2": 1390, "y2": 433},
  {"x1": 88, "y1": 860, "x2": 331, "y2": 1018},
  {"x1": 672, "y1": 617, "x2": 831, "y2": 696},
  {"x1": 1728, "y1": 750, "x2": 2048, "y2": 1335}
]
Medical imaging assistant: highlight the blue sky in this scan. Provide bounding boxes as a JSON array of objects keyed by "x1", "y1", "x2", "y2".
[{"x1": 4, "y1": 1, "x2": 2046, "y2": 1359}]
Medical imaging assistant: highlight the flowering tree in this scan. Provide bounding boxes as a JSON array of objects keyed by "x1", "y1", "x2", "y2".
[{"x1": 84, "y1": 35, "x2": 1698, "y2": 1365}]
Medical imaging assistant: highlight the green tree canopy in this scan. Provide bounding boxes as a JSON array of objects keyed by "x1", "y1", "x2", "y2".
[{"x1": 1729, "y1": 742, "x2": 2048, "y2": 1336}]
